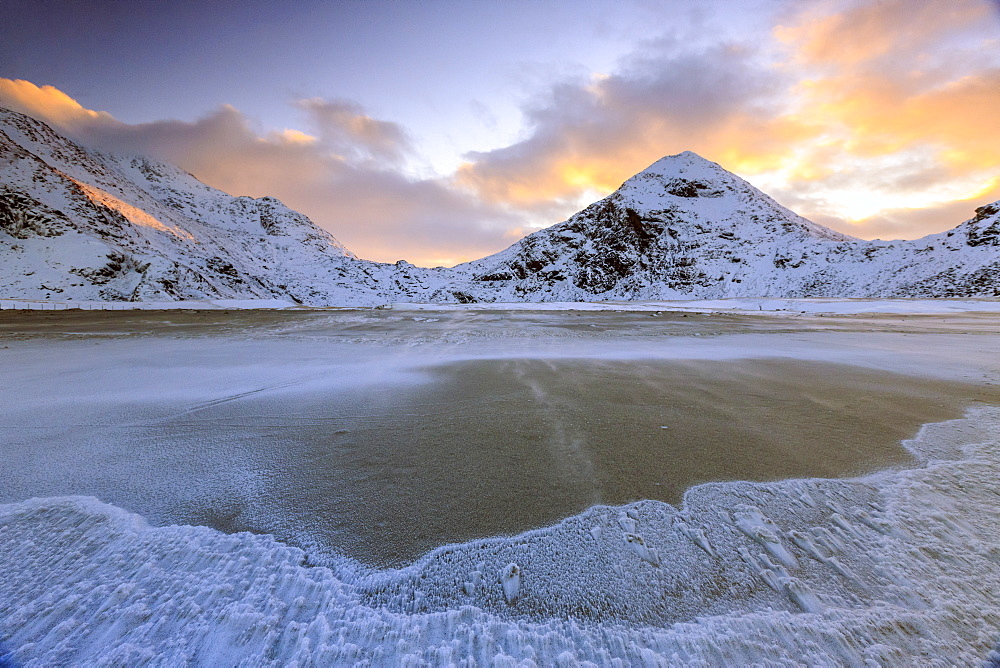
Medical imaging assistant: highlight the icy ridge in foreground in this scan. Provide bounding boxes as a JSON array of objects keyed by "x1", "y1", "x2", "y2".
[{"x1": 2, "y1": 410, "x2": 1000, "y2": 665}]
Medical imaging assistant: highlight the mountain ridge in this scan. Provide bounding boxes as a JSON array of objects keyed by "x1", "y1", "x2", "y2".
[
  {"x1": 2, "y1": 106, "x2": 999, "y2": 304},
  {"x1": 445, "y1": 152, "x2": 1000, "y2": 301},
  {"x1": 0, "y1": 107, "x2": 445, "y2": 305}
]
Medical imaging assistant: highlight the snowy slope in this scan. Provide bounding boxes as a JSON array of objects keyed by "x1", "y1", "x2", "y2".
[
  {"x1": 3, "y1": 106, "x2": 999, "y2": 304},
  {"x1": 0, "y1": 107, "x2": 447, "y2": 305},
  {"x1": 447, "y1": 152, "x2": 1000, "y2": 302}
]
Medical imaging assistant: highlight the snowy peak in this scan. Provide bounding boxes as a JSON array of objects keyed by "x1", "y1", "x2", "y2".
[
  {"x1": 453, "y1": 151, "x2": 864, "y2": 300},
  {"x1": 628, "y1": 150, "x2": 731, "y2": 185},
  {"x1": 614, "y1": 152, "x2": 855, "y2": 243},
  {"x1": 620, "y1": 153, "x2": 738, "y2": 204},
  {"x1": 444, "y1": 153, "x2": 1000, "y2": 302},
  {"x1": 623, "y1": 151, "x2": 736, "y2": 196}
]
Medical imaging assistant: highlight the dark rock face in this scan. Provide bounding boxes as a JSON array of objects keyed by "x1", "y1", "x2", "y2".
[
  {"x1": 662, "y1": 178, "x2": 723, "y2": 198},
  {"x1": 473, "y1": 199, "x2": 693, "y2": 297},
  {"x1": 69, "y1": 252, "x2": 144, "y2": 286},
  {"x1": 0, "y1": 191, "x2": 67, "y2": 238},
  {"x1": 966, "y1": 203, "x2": 1000, "y2": 247}
]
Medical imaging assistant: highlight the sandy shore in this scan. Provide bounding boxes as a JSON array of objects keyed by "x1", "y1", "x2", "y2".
[
  {"x1": 2, "y1": 309, "x2": 999, "y2": 567},
  {"x1": 3, "y1": 307, "x2": 1000, "y2": 663},
  {"x1": 229, "y1": 357, "x2": 994, "y2": 567}
]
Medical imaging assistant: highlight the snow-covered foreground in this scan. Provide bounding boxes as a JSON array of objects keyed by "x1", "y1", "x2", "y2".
[
  {"x1": 2, "y1": 309, "x2": 1000, "y2": 665},
  {"x1": 3, "y1": 411, "x2": 1000, "y2": 665}
]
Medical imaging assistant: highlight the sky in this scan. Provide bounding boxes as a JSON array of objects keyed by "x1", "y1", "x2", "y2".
[{"x1": 2, "y1": 0, "x2": 999, "y2": 267}]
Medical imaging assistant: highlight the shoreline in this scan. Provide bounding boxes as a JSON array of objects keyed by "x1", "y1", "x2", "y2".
[
  {"x1": 2, "y1": 405, "x2": 998, "y2": 663},
  {"x1": 3, "y1": 310, "x2": 1000, "y2": 663}
]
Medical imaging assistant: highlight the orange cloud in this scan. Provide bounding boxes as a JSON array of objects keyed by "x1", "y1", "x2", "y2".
[
  {"x1": 0, "y1": 79, "x2": 519, "y2": 267},
  {"x1": 756, "y1": 0, "x2": 1000, "y2": 233},
  {"x1": 455, "y1": 42, "x2": 803, "y2": 210},
  {"x1": 456, "y1": 0, "x2": 1000, "y2": 241},
  {"x1": 274, "y1": 128, "x2": 318, "y2": 145},
  {"x1": 804, "y1": 178, "x2": 1000, "y2": 241},
  {"x1": 0, "y1": 79, "x2": 115, "y2": 128},
  {"x1": 773, "y1": 0, "x2": 989, "y2": 68}
]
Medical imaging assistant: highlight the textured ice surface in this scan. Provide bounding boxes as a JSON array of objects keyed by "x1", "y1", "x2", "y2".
[{"x1": 2, "y1": 408, "x2": 999, "y2": 665}]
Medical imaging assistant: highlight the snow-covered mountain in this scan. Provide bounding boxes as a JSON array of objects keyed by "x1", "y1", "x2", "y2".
[
  {"x1": 2, "y1": 105, "x2": 999, "y2": 305},
  {"x1": 0, "y1": 107, "x2": 446, "y2": 305},
  {"x1": 448, "y1": 151, "x2": 1000, "y2": 301}
]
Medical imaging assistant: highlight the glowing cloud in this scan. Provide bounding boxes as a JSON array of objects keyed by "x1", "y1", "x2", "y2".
[
  {"x1": 455, "y1": 0, "x2": 1000, "y2": 240},
  {"x1": 0, "y1": 79, "x2": 115, "y2": 127},
  {"x1": 2, "y1": 0, "x2": 998, "y2": 262},
  {"x1": 0, "y1": 79, "x2": 519, "y2": 266}
]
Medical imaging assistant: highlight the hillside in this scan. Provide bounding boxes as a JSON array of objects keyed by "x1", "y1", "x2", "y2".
[
  {"x1": 2, "y1": 107, "x2": 999, "y2": 305},
  {"x1": 0, "y1": 107, "x2": 444, "y2": 305}
]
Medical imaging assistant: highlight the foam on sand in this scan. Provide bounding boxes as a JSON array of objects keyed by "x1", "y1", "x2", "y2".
[{"x1": 2, "y1": 408, "x2": 999, "y2": 665}]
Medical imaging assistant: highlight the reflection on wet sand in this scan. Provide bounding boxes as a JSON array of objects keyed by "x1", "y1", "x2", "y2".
[
  {"x1": 178, "y1": 358, "x2": 998, "y2": 567},
  {"x1": 3, "y1": 308, "x2": 1000, "y2": 569}
]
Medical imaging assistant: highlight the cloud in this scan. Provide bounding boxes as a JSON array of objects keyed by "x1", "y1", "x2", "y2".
[
  {"x1": 759, "y1": 0, "x2": 1000, "y2": 234},
  {"x1": 456, "y1": 41, "x2": 795, "y2": 209},
  {"x1": 773, "y1": 0, "x2": 989, "y2": 68},
  {"x1": 295, "y1": 98, "x2": 412, "y2": 165},
  {"x1": 2, "y1": 0, "x2": 998, "y2": 264},
  {"x1": 773, "y1": 0, "x2": 1000, "y2": 168},
  {"x1": 455, "y1": 0, "x2": 1000, "y2": 240},
  {"x1": 803, "y1": 179, "x2": 1000, "y2": 241},
  {"x1": 0, "y1": 78, "x2": 116, "y2": 127},
  {"x1": 0, "y1": 78, "x2": 518, "y2": 266}
]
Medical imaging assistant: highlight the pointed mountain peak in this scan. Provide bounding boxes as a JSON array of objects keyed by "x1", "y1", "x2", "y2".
[
  {"x1": 615, "y1": 151, "x2": 750, "y2": 202},
  {"x1": 635, "y1": 151, "x2": 726, "y2": 178},
  {"x1": 611, "y1": 151, "x2": 755, "y2": 205}
]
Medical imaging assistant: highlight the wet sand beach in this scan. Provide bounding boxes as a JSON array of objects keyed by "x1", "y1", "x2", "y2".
[
  {"x1": 2, "y1": 307, "x2": 1000, "y2": 567},
  {"x1": 212, "y1": 357, "x2": 998, "y2": 567}
]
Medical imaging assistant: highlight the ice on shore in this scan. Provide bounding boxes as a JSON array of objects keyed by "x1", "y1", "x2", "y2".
[
  {"x1": 391, "y1": 298, "x2": 1000, "y2": 315},
  {"x1": 6, "y1": 297, "x2": 1000, "y2": 314},
  {"x1": 2, "y1": 408, "x2": 999, "y2": 665}
]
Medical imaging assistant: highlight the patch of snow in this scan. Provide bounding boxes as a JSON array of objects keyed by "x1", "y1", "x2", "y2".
[{"x1": 0, "y1": 298, "x2": 301, "y2": 310}]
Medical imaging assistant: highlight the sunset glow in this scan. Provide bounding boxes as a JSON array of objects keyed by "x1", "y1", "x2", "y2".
[
  {"x1": 71, "y1": 178, "x2": 194, "y2": 240},
  {"x1": 2, "y1": 0, "x2": 998, "y2": 264}
]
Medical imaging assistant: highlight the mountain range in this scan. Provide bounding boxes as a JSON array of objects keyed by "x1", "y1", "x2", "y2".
[{"x1": 2, "y1": 106, "x2": 998, "y2": 304}]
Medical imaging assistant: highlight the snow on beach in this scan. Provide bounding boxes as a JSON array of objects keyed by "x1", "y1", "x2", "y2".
[
  {"x1": 2, "y1": 307, "x2": 1000, "y2": 664},
  {"x1": 2, "y1": 410, "x2": 999, "y2": 665},
  {"x1": 0, "y1": 298, "x2": 301, "y2": 310},
  {"x1": 6, "y1": 296, "x2": 1000, "y2": 314}
]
